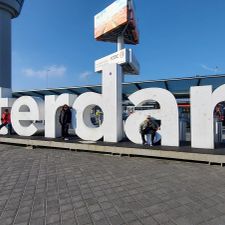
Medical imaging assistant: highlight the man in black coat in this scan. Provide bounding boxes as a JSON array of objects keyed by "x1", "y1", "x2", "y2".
[{"x1": 59, "y1": 104, "x2": 71, "y2": 140}]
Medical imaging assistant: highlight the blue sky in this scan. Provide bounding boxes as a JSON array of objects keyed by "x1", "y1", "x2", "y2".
[{"x1": 12, "y1": 0, "x2": 225, "y2": 91}]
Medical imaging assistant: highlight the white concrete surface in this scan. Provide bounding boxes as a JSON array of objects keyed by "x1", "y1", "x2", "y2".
[
  {"x1": 191, "y1": 84, "x2": 225, "y2": 149},
  {"x1": 73, "y1": 92, "x2": 104, "y2": 141},
  {"x1": 125, "y1": 88, "x2": 179, "y2": 146},
  {"x1": 102, "y1": 63, "x2": 123, "y2": 142},
  {"x1": 11, "y1": 96, "x2": 44, "y2": 136},
  {"x1": 45, "y1": 94, "x2": 76, "y2": 138}
]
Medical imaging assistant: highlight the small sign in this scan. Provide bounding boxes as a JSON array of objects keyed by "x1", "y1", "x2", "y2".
[{"x1": 95, "y1": 48, "x2": 139, "y2": 75}]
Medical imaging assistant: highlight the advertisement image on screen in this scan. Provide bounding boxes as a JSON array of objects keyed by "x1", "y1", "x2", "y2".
[
  {"x1": 95, "y1": 0, "x2": 128, "y2": 39},
  {"x1": 94, "y1": 0, "x2": 139, "y2": 45}
]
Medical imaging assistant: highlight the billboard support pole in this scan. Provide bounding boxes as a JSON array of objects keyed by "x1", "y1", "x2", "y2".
[
  {"x1": 117, "y1": 35, "x2": 124, "y2": 51},
  {"x1": 117, "y1": 35, "x2": 125, "y2": 82}
]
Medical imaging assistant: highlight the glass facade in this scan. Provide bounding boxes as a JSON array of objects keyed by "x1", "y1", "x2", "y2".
[{"x1": 12, "y1": 74, "x2": 225, "y2": 99}]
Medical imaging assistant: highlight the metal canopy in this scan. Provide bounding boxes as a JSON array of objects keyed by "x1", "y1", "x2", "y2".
[{"x1": 12, "y1": 74, "x2": 225, "y2": 100}]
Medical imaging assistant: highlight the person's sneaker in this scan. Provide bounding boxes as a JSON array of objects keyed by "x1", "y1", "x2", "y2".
[{"x1": 64, "y1": 138, "x2": 69, "y2": 141}]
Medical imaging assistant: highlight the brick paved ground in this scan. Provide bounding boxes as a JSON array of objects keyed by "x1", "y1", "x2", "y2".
[{"x1": 0, "y1": 144, "x2": 225, "y2": 225}]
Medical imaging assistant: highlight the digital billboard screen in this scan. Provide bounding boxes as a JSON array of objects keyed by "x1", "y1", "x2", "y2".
[
  {"x1": 95, "y1": 0, "x2": 128, "y2": 39},
  {"x1": 94, "y1": 0, "x2": 139, "y2": 45}
]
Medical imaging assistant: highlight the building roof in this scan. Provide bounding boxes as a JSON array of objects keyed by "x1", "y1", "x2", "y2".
[{"x1": 12, "y1": 74, "x2": 225, "y2": 100}]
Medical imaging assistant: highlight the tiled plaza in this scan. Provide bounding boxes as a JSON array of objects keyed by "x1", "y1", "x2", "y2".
[{"x1": 0, "y1": 143, "x2": 225, "y2": 225}]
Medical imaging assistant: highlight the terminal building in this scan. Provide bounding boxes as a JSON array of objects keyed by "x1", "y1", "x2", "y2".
[{"x1": 13, "y1": 74, "x2": 225, "y2": 100}]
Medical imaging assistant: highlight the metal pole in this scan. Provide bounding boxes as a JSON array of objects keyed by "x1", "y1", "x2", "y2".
[
  {"x1": 117, "y1": 35, "x2": 124, "y2": 51},
  {"x1": 117, "y1": 36, "x2": 125, "y2": 83}
]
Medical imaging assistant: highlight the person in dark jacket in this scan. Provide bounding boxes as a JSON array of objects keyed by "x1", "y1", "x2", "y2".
[
  {"x1": 139, "y1": 115, "x2": 159, "y2": 146},
  {"x1": 59, "y1": 104, "x2": 71, "y2": 140},
  {"x1": 0, "y1": 109, "x2": 12, "y2": 134}
]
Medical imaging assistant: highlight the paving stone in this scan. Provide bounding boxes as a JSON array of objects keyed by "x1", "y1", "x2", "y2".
[
  {"x1": 76, "y1": 206, "x2": 89, "y2": 216},
  {"x1": 152, "y1": 212, "x2": 172, "y2": 224},
  {"x1": 46, "y1": 213, "x2": 60, "y2": 224},
  {"x1": 91, "y1": 211, "x2": 106, "y2": 221},
  {"x1": 61, "y1": 209, "x2": 75, "y2": 221},
  {"x1": 108, "y1": 215, "x2": 125, "y2": 225},
  {"x1": 1, "y1": 144, "x2": 225, "y2": 225},
  {"x1": 162, "y1": 221, "x2": 177, "y2": 225},
  {"x1": 62, "y1": 218, "x2": 78, "y2": 225},
  {"x1": 0, "y1": 216, "x2": 14, "y2": 225},
  {"x1": 14, "y1": 213, "x2": 30, "y2": 224},
  {"x1": 31, "y1": 209, "x2": 45, "y2": 219},
  {"x1": 134, "y1": 208, "x2": 151, "y2": 218},
  {"x1": 1, "y1": 209, "x2": 17, "y2": 217},
  {"x1": 73, "y1": 200, "x2": 85, "y2": 208},
  {"x1": 175, "y1": 213, "x2": 205, "y2": 225},
  {"x1": 200, "y1": 215, "x2": 225, "y2": 225},
  {"x1": 29, "y1": 217, "x2": 45, "y2": 225},
  {"x1": 93, "y1": 218, "x2": 110, "y2": 225},
  {"x1": 61, "y1": 203, "x2": 73, "y2": 212},
  {"x1": 88, "y1": 203, "x2": 101, "y2": 213},
  {"x1": 128, "y1": 220, "x2": 144, "y2": 225},
  {"x1": 140, "y1": 216, "x2": 159, "y2": 225},
  {"x1": 14, "y1": 222, "x2": 29, "y2": 225},
  {"x1": 19, "y1": 200, "x2": 33, "y2": 208},
  {"x1": 121, "y1": 211, "x2": 138, "y2": 223},
  {"x1": 46, "y1": 206, "x2": 59, "y2": 215},
  {"x1": 77, "y1": 214, "x2": 92, "y2": 225},
  {"x1": 97, "y1": 196, "x2": 108, "y2": 203},
  {"x1": 104, "y1": 207, "x2": 118, "y2": 217},
  {"x1": 18, "y1": 206, "x2": 32, "y2": 215},
  {"x1": 99, "y1": 201, "x2": 112, "y2": 210}
]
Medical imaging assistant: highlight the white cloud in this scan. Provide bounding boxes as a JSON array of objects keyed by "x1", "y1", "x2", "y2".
[
  {"x1": 79, "y1": 71, "x2": 92, "y2": 80},
  {"x1": 22, "y1": 65, "x2": 67, "y2": 78},
  {"x1": 201, "y1": 64, "x2": 220, "y2": 73}
]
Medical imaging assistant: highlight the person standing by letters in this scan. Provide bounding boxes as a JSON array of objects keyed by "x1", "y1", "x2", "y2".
[
  {"x1": 0, "y1": 109, "x2": 12, "y2": 134},
  {"x1": 59, "y1": 104, "x2": 71, "y2": 140}
]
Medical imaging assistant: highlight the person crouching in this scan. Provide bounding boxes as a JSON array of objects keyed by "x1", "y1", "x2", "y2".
[{"x1": 139, "y1": 115, "x2": 159, "y2": 146}]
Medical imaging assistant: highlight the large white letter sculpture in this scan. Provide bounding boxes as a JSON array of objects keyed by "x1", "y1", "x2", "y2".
[
  {"x1": 73, "y1": 92, "x2": 103, "y2": 141},
  {"x1": 73, "y1": 63, "x2": 123, "y2": 142},
  {"x1": 102, "y1": 64, "x2": 123, "y2": 142},
  {"x1": 11, "y1": 96, "x2": 44, "y2": 136},
  {"x1": 125, "y1": 88, "x2": 179, "y2": 146},
  {"x1": 191, "y1": 84, "x2": 225, "y2": 149},
  {"x1": 45, "y1": 94, "x2": 76, "y2": 138}
]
